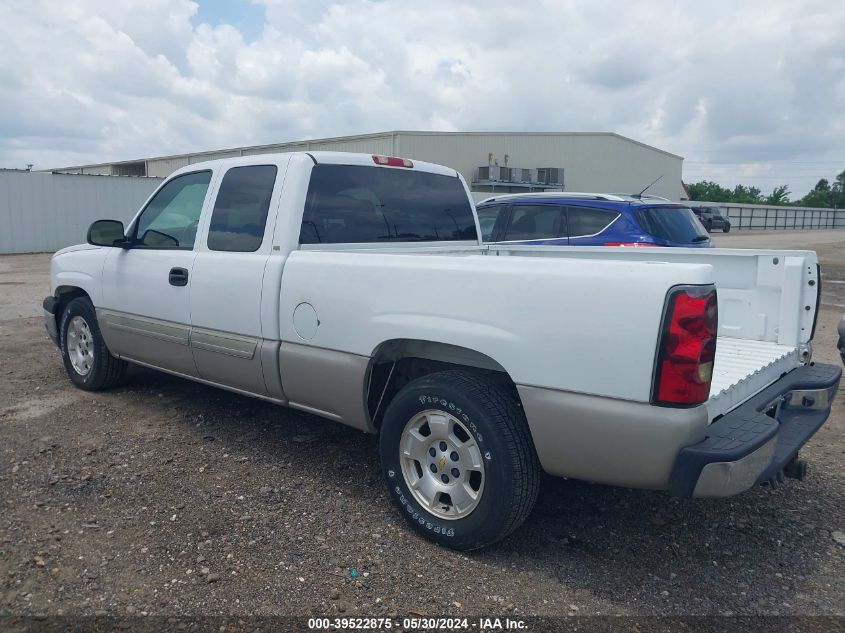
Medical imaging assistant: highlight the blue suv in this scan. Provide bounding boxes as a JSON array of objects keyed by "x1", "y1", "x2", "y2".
[{"x1": 475, "y1": 193, "x2": 712, "y2": 248}]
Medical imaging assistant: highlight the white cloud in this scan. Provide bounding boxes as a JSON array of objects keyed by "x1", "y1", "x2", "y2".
[{"x1": 0, "y1": 0, "x2": 843, "y2": 197}]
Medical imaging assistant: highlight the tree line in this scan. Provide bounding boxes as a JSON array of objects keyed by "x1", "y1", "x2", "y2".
[{"x1": 687, "y1": 169, "x2": 845, "y2": 208}]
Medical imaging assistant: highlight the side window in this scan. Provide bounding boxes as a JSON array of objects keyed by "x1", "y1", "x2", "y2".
[
  {"x1": 476, "y1": 206, "x2": 502, "y2": 241},
  {"x1": 503, "y1": 205, "x2": 562, "y2": 241},
  {"x1": 566, "y1": 206, "x2": 619, "y2": 237},
  {"x1": 134, "y1": 171, "x2": 212, "y2": 249},
  {"x1": 207, "y1": 165, "x2": 278, "y2": 252}
]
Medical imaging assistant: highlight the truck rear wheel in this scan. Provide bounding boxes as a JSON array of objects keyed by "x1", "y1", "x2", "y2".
[
  {"x1": 379, "y1": 370, "x2": 540, "y2": 550},
  {"x1": 60, "y1": 297, "x2": 127, "y2": 391}
]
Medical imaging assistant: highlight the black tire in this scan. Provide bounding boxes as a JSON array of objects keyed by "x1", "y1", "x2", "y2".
[
  {"x1": 704, "y1": 220, "x2": 713, "y2": 232},
  {"x1": 60, "y1": 296, "x2": 127, "y2": 391},
  {"x1": 722, "y1": 225, "x2": 731, "y2": 233},
  {"x1": 379, "y1": 370, "x2": 540, "y2": 550}
]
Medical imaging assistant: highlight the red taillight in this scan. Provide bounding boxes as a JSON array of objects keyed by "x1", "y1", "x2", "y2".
[
  {"x1": 372, "y1": 155, "x2": 413, "y2": 168},
  {"x1": 603, "y1": 242, "x2": 663, "y2": 247},
  {"x1": 652, "y1": 285, "x2": 718, "y2": 406}
]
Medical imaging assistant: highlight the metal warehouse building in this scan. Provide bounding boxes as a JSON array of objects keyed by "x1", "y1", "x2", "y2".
[{"x1": 55, "y1": 131, "x2": 684, "y2": 200}]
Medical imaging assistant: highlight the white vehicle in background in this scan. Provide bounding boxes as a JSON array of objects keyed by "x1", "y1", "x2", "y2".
[{"x1": 43, "y1": 152, "x2": 840, "y2": 549}]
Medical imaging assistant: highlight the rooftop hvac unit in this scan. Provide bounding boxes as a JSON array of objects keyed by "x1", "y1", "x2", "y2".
[
  {"x1": 515, "y1": 168, "x2": 536, "y2": 183},
  {"x1": 536, "y1": 167, "x2": 565, "y2": 186},
  {"x1": 477, "y1": 165, "x2": 508, "y2": 181},
  {"x1": 500, "y1": 168, "x2": 536, "y2": 183},
  {"x1": 478, "y1": 166, "x2": 538, "y2": 183}
]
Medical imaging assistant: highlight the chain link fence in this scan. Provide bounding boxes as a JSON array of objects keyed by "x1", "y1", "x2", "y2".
[{"x1": 716, "y1": 202, "x2": 845, "y2": 230}]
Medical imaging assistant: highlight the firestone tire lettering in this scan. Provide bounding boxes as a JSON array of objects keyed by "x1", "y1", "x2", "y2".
[{"x1": 378, "y1": 370, "x2": 540, "y2": 550}]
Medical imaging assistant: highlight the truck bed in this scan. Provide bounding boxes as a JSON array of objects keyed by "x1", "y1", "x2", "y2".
[
  {"x1": 708, "y1": 337, "x2": 799, "y2": 419},
  {"x1": 484, "y1": 245, "x2": 818, "y2": 420},
  {"x1": 298, "y1": 244, "x2": 817, "y2": 421}
]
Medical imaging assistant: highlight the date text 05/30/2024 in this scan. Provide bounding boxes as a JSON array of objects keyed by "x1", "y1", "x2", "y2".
[{"x1": 307, "y1": 617, "x2": 527, "y2": 630}]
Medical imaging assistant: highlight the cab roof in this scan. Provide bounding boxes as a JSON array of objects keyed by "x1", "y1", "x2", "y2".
[{"x1": 172, "y1": 151, "x2": 460, "y2": 179}]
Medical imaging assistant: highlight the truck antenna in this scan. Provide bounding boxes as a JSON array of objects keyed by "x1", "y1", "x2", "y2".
[{"x1": 634, "y1": 174, "x2": 664, "y2": 198}]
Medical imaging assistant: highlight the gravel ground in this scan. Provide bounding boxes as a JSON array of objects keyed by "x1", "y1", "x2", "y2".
[{"x1": 1, "y1": 234, "x2": 844, "y2": 620}]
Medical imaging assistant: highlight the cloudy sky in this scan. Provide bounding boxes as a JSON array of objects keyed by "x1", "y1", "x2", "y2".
[{"x1": 1, "y1": 0, "x2": 843, "y2": 198}]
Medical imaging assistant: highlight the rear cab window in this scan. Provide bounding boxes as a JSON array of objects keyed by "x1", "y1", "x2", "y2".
[
  {"x1": 300, "y1": 165, "x2": 476, "y2": 244},
  {"x1": 636, "y1": 206, "x2": 710, "y2": 244}
]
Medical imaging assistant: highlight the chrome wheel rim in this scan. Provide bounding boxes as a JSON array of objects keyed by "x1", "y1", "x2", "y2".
[
  {"x1": 67, "y1": 316, "x2": 94, "y2": 376},
  {"x1": 399, "y1": 409, "x2": 485, "y2": 520}
]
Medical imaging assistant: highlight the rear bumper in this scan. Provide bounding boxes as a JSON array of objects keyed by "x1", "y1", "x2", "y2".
[
  {"x1": 43, "y1": 296, "x2": 60, "y2": 347},
  {"x1": 517, "y1": 384, "x2": 709, "y2": 490},
  {"x1": 670, "y1": 362, "x2": 841, "y2": 497},
  {"x1": 704, "y1": 219, "x2": 730, "y2": 231}
]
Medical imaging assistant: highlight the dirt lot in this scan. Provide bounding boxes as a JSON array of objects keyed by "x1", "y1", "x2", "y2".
[{"x1": 1, "y1": 232, "x2": 844, "y2": 620}]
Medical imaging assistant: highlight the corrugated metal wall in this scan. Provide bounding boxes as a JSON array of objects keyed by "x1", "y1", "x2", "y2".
[
  {"x1": 306, "y1": 136, "x2": 395, "y2": 155},
  {"x1": 0, "y1": 171, "x2": 162, "y2": 254},
  {"x1": 145, "y1": 134, "x2": 396, "y2": 177},
  {"x1": 398, "y1": 133, "x2": 682, "y2": 200},
  {"x1": 78, "y1": 165, "x2": 113, "y2": 176},
  {"x1": 146, "y1": 157, "x2": 192, "y2": 178},
  {"x1": 54, "y1": 132, "x2": 681, "y2": 199},
  {"x1": 245, "y1": 144, "x2": 309, "y2": 156},
  {"x1": 139, "y1": 132, "x2": 679, "y2": 199}
]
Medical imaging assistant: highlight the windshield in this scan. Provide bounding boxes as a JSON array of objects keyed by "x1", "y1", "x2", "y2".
[{"x1": 635, "y1": 206, "x2": 710, "y2": 244}]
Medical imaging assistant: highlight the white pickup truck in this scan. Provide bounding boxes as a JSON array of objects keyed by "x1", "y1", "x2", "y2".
[{"x1": 44, "y1": 152, "x2": 840, "y2": 550}]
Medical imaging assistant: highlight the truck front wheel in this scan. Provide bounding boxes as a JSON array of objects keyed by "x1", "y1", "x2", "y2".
[
  {"x1": 379, "y1": 370, "x2": 540, "y2": 550},
  {"x1": 60, "y1": 297, "x2": 127, "y2": 391}
]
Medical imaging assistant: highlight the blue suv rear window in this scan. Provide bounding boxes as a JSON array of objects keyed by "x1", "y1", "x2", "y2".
[{"x1": 636, "y1": 206, "x2": 709, "y2": 244}]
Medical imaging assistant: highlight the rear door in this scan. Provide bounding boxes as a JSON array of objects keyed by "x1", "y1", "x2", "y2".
[
  {"x1": 499, "y1": 204, "x2": 566, "y2": 243},
  {"x1": 188, "y1": 161, "x2": 286, "y2": 395},
  {"x1": 565, "y1": 205, "x2": 621, "y2": 246}
]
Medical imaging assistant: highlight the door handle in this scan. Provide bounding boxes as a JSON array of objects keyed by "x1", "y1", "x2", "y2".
[{"x1": 169, "y1": 267, "x2": 189, "y2": 287}]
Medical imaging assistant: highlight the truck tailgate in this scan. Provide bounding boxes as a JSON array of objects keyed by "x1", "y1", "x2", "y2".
[{"x1": 708, "y1": 337, "x2": 799, "y2": 420}]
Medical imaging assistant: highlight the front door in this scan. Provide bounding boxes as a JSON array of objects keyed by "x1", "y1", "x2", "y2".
[{"x1": 100, "y1": 170, "x2": 215, "y2": 376}]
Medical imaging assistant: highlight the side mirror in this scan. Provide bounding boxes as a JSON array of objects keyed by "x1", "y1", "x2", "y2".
[{"x1": 87, "y1": 220, "x2": 129, "y2": 248}]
